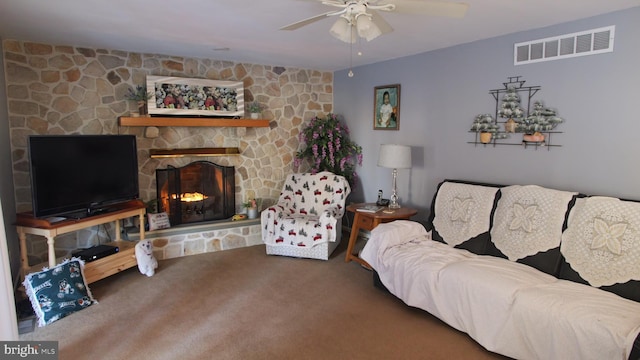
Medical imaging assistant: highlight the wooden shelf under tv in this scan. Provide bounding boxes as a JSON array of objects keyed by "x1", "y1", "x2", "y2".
[
  {"x1": 23, "y1": 240, "x2": 138, "y2": 285},
  {"x1": 118, "y1": 116, "x2": 269, "y2": 127},
  {"x1": 16, "y1": 200, "x2": 146, "y2": 283}
]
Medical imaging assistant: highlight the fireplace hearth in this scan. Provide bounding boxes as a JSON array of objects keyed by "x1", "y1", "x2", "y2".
[{"x1": 156, "y1": 161, "x2": 235, "y2": 225}]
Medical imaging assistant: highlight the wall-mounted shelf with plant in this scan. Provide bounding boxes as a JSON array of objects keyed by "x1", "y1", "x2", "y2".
[
  {"x1": 470, "y1": 114, "x2": 507, "y2": 144},
  {"x1": 516, "y1": 100, "x2": 563, "y2": 143},
  {"x1": 468, "y1": 76, "x2": 564, "y2": 150}
]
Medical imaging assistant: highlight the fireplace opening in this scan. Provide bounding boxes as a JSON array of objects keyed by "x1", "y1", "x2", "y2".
[{"x1": 156, "y1": 161, "x2": 235, "y2": 226}]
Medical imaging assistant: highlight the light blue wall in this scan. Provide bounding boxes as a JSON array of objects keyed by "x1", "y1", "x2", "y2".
[{"x1": 335, "y1": 7, "x2": 640, "y2": 220}]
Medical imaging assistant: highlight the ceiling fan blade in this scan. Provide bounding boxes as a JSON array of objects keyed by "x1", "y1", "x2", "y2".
[
  {"x1": 290, "y1": 0, "x2": 343, "y2": 5},
  {"x1": 280, "y1": 11, "x2": 342, "y2": 31},
  {"x1": 392, "y1": 0, "x2": 469, "y2": 18},
  {"x1": 369, "y1": 10, "x2": 394, "y2": 34},
  {"x1": 320, "y1": 0, "x2": 351, "y2": 7}
]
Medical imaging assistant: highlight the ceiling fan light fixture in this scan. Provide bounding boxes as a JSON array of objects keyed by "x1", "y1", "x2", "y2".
[
  {"x1": 330, "y1": 17, "x2": 356, "y2": 43},
  {"x1": 356, "y1": 14, "x2": 381, "y2": 42}
]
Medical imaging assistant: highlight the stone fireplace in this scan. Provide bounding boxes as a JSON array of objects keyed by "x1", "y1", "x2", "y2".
[
  {"x1": 5, "y1": 39, "x2": 333, "y2": 263},
  {"x1": 156, "y1": 161, "x2": 235, "y2": 225}
]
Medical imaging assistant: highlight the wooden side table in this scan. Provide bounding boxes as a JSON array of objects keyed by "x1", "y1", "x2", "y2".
[{"x1": 345, "y1": 203, "x2": 417, "y2": 268}]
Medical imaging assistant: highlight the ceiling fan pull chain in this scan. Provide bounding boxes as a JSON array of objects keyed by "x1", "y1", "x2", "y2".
[{"x1": 348, "y1": 24, "x2": 354, "y2": 77}]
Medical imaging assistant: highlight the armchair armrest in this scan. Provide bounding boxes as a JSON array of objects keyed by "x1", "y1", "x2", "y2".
[
  {"x1": 317, "y1": 205, "x2": 346, "y2": 243},
  {"x1": 261, "y1": 204, "x2": 286, "y2": 239},
  {"x1": 320, "y1": 203, "x2": 346, "y2": 218}
]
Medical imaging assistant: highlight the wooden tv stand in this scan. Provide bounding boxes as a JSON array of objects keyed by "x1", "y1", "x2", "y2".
[{"x1": 16, "y1": 200, "x2": 146, "y2": 283}]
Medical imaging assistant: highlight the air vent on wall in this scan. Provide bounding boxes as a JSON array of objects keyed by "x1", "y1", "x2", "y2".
[{"x1": 514, "y1": 25, "x2": 615, "y2": 65}]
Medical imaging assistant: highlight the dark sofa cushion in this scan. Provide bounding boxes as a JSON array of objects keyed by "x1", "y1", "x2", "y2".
[
  {"x1": 488, "y1": 185, "x2": 577, "y2": 276},
  {"x1": 427, "y1": 180, "x2": 640, "y2": 303},
  {"x1": 558, "y1": 261, "x2": 640, "y2": 302},
  {"x1": 484, "y1": 193, "x2": 581, "y2": 276},
  {"x1": 485, "y1": 235, "x2": 565, "y2": 276},
  {"x1": 559, "y1": 195, "x2": 640, "y2": 302},
  {"x1": 428, "y1": 179, "x2": 502, "y2": 255}
]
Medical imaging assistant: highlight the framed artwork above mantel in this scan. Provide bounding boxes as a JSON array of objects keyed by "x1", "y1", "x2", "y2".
[{"x1": 146, "y1": 75, "x2": 244, "y2": 117}]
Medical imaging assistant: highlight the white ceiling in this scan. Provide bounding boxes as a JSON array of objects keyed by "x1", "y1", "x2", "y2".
[{"x1": 0, "y1": 0, "x2": 638, "y2": 71}]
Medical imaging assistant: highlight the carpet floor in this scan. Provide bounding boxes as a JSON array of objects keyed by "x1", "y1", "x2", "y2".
[{"x1": 19, "y1": 241, "x2": 506, "y2": 360}]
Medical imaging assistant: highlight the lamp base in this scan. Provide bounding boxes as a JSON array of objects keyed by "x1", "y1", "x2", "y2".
[{"x1": 388, "y1": 168, "x2": 401, "y2": 209}]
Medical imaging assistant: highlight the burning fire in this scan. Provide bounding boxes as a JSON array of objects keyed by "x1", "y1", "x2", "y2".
[{"x1": 172, "y1": 192, "x2": 208, "y2": 202}]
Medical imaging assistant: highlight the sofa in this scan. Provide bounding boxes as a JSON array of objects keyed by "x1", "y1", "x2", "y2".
[
  {"x1": 360, "y1": 179, "x2": 640, "y2": 360},
  {"x1": 261, "y1": 172, "x2": 350, "y2": 260}
]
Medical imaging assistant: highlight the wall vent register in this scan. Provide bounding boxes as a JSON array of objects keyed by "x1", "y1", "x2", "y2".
[{"x1": 514, "y1": 25, "x2": 615, "y2": 65}]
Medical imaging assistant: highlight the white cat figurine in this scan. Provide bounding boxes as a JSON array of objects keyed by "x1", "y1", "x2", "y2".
[{"x1": 135, "y1": 239, "x2": 158, "y2": 277}]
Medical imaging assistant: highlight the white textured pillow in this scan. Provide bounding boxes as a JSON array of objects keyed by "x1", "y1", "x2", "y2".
[
  {"x1": 491, "y1": 185, "x2": 576, "y2": 260},
  {"x1": 432, "y1": 182, "x2": 499, "y2": 246},
  {"x1": 561, "y1": 196, "x2": 640, "y2": 287}
]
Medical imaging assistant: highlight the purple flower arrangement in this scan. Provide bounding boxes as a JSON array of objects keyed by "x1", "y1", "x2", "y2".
[{"x1": 295, "y1": 113, "x2": 362, "y2": 186}]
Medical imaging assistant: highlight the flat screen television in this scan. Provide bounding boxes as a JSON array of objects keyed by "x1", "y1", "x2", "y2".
[{"x1": 28, "y1": 134, "x2": 140, "y2": 219}]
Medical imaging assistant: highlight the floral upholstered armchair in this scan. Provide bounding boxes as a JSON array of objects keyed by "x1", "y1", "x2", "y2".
[{"x1": 261, "y1": 172, "x2": 351, "y2": 260}]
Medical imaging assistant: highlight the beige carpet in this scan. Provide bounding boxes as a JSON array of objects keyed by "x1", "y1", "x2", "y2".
[{"x1": 20, "y1": 241, "x2": 507, "y2": 360}]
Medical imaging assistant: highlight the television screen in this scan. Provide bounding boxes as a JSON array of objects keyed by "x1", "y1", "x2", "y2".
[{"x1": 28, "y1": 135, "x2": 140, "y2": 218}]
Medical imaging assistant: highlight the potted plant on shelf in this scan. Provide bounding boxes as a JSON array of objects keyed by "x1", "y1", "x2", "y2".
[
  {"x1": 247, "y1": 101, "x2": 264, "y2": 119},
  {"x1": 470, "y1": 114, "x2": 506, "y2": 144},
  {"x1": 242, "y1": 198, "x2": 261, "y2": 219},
  {"x1": 515, "y1": 101, "x2": 563, "y2": 143},
  {"x1": 498, "y1": 87, "x2": 525, "y2": 133},
  {"x1": 125, "y1": 85, "x2": 152, "y2": 117}
]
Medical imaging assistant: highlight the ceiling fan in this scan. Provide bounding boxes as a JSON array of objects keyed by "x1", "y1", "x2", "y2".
[{"x1": 281, "y1": 0, "x2": 469, "y2": 43}]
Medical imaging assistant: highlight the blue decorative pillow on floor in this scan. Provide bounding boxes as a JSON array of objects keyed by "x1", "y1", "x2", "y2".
[{"x1": 23, "y1": 258, "x2": 97, "y2": 327}]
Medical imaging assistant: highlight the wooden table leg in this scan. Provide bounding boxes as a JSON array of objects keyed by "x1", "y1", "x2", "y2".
[
  {"x1": 115, "y1": 219, "x2": 121, "y2": 241},
  {"x1": 139, "y1": 210, "x2": 145, "y2": 240},
  {"x1": 345, "y1": 217, "x2": 360, "y2": 263},
  {"x1": 18, "y1": 228, "x2": 29, "y2": 279},
  {"x1": 345, "y1": 213, "x2": 371, "y2": 269},
  {"x1": 46, "y1": 236, "x2": 56, "y2": 267}
]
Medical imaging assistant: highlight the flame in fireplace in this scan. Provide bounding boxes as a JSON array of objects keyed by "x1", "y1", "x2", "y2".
[{"x1": 172, "y1": 192, "x2": 208, "y2": 202}]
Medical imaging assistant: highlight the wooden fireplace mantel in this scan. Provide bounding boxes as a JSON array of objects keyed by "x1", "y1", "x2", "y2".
[
  {"x1": 118, "y1": 116, "x2": 269, "y2": 127},
  {"x1": 149, "y1": 147, "x2": 240, "y2": 158}
]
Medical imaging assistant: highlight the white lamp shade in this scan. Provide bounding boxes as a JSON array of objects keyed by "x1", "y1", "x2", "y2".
[
  {"x1": 378, "y1": 144, "x2": 412, "y2": 169},
  {"x1": 356, "y1": 14, "x2": 381, "y2": 41},
  {"x1": 330, "y1": 17, "x2": 356, "y2": 43}
]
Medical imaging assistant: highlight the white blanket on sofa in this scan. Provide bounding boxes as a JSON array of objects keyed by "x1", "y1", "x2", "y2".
[{"x1": 361, "y1": 221, "x2": 640, "y2": 360}]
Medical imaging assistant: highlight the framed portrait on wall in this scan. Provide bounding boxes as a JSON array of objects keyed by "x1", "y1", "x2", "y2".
[{"x1": 373, "y1": 84, "x2": 400, "y2": 130}]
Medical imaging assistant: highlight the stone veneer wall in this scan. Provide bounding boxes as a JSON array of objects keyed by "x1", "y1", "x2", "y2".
[
  {"x1": 130, "y1": 220, "x2": 263, "y2": 261},
  {"x1": 3, "y1": 39, "x2": 332, "y2": 264}
]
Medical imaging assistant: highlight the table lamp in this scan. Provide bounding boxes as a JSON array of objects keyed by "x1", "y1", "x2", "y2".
[{"x1": 377, "y1": 144, "x2": 412, "y2": 209}]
